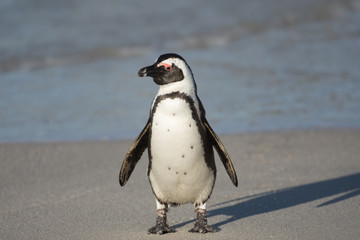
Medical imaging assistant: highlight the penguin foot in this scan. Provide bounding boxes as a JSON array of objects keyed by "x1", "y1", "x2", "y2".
[
  {"x1": 189, "y1": 209, "x2": 215, "y2": 233},
  {"x1": 147, "y1": 209, "x2": 175, "y2": 235}
]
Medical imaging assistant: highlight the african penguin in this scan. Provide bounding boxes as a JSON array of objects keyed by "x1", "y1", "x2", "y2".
[{"x1": 119, "y1": 53, "x2": 238, "y2": 234}]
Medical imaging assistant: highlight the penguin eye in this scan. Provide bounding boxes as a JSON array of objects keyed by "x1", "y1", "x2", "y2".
[{"x1": 157, "y1": 62, "x2": 172, "y2": 71}]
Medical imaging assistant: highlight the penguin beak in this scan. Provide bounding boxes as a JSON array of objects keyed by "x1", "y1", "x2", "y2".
[{"x1": 138, "y1": 64, "x2": 164, "y2": 78}]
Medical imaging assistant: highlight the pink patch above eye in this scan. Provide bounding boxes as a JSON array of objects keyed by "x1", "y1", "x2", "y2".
[{"x1": 157, "y1": 62, "x2": 172, "y2": 70}]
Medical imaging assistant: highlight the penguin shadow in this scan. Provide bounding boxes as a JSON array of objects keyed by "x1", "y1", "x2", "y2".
[{"x1": 172, "y1": 172, "x2": 360, "y2": 232}]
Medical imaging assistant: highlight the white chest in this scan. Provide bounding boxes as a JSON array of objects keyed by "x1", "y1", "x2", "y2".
[
  {"x1": 149, "y1": 97, "x2": 214, "y2": 204},
  {"x1": 151, "y1": 97, "x2": 204, "y2": 167}
]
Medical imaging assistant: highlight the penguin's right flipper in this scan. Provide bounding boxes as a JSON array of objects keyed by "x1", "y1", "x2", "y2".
[{"x1": 119, "y1": 119, "x2": 150, "y2": 186}]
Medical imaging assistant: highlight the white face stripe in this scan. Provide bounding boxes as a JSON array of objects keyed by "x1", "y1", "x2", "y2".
[
  {"x1": 157, "y1": 58, "x2": 194, "y2": 89},
  {"x1": 152, "y1": 56, "x2": 200, "y2": 118},
  {"x1": 160, "y1": 58, "x2": 183, "y2": 67}
]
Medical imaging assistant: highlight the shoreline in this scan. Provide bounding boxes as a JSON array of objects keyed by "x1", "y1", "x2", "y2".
[
  {"x1": 1, "y1": 126, "x2": 359, "y2": 144},
  {"x1": 1, "y1": 128, "x2": 359, "y2": 239}
]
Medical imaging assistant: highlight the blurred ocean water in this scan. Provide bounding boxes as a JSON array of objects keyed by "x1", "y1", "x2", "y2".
[{"x1": 1, "y1": 0, "x2": 360, "y2": 142}]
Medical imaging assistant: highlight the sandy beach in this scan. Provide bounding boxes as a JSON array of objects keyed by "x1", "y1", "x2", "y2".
[{"x1": 1, "y1": 129, "x2": 359, "y2": 239}]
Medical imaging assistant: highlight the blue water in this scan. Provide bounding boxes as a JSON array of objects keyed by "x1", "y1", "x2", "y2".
[{"x1": 1, "y1": 0, "x2": 360, "y2": 142}]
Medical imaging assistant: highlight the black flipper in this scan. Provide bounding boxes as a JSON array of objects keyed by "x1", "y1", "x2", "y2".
[
  {"x1": 119, "y1": 119, "x2": 150, "y2": 186},
  {"x1": 203, "y1": 120, "x2": 238, "y2": 187}
]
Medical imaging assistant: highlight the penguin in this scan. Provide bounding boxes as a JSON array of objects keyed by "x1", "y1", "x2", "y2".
[{"x1": 119, "y1": 53, "x2": 238, "y2": 234}]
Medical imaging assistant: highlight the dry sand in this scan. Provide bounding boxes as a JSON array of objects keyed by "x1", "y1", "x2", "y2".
[{"x1": 1, "y1": 129, "x2": 359, "y2": 239}]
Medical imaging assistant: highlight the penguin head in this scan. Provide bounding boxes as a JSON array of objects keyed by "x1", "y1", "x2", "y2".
[{"x1": 138, "y1": 53, "x2": 193, "y2": 86}]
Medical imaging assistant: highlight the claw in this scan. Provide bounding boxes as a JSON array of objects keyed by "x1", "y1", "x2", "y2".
[
  {"x1": 189, "y1": 209, "x2": 215, "y2": 233},
  {"x1": 148, "y1": 209, "x2": 175, "y2": 235}
]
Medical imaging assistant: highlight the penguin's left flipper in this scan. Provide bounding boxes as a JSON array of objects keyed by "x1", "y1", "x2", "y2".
[
  {"x1": 119, "y1": 119, "x2": 151, "y2": 186},
  {"x1": 203, "y1": 120, "x2": 238, "y2": 187}
]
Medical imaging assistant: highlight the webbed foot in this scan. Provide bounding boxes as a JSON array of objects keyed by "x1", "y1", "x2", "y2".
[
  {"x1": 189, "y1": 209, "x2": 215, "y2": 233},
  {"x1": 148, "y1": 209, "x2": 175, "y2": 235}
]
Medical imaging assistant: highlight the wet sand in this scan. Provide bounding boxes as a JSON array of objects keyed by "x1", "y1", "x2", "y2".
[{"x1": 1, "y1": 129, "x2": 359, "y2": 239}]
